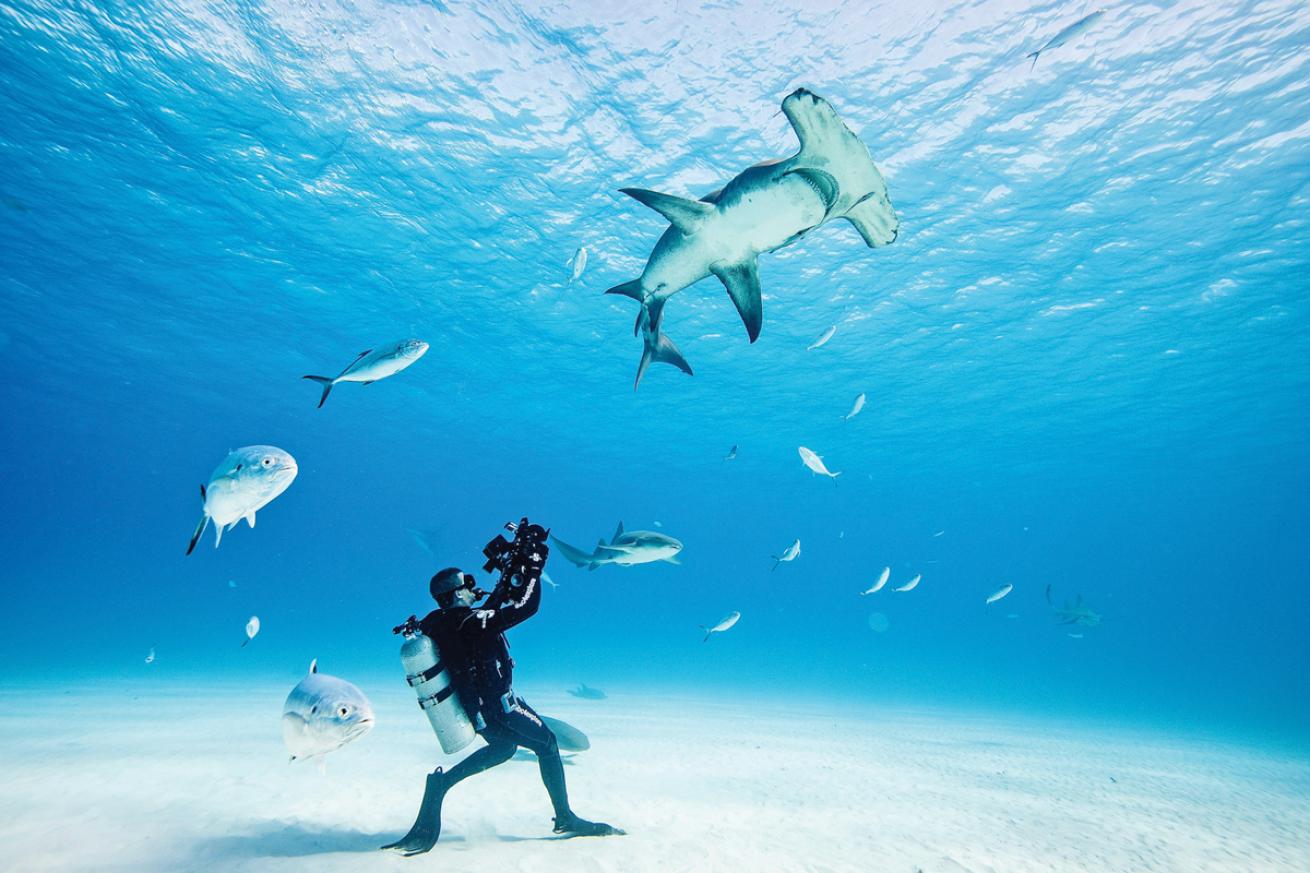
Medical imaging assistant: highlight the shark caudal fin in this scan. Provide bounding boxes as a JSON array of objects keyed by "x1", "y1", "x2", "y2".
[
  {"x1": 303, "y1": 375, "x2": 335, "y2": 409},
  {"x1": 551, "y1": 535, "x2": 599, "y2": 569},
  {"x1": 844, "y1": 190, "x2": 899, "y2": 248},
  {"x1": 635, "y1": 329, "x2": 693, "y2": 390}
]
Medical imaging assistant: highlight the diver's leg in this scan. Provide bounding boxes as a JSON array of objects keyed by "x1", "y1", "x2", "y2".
[
  {"x1": 501, "y1": 697, "x2": 625, "y2": 837},
  {"x1": 381, "y1": 731, "x2": 517, "y2": 855}
]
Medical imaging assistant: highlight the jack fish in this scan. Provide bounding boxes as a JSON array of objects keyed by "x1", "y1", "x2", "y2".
[
  {"x1": 186, "y1": 445, "x2": 298, "y2": 555},
  {"x1": 282, "y1": 659, "x2": 375, "y2": 763},
  {"x1": 303, "y1": 339, "x2": 428, "y2": 408}
]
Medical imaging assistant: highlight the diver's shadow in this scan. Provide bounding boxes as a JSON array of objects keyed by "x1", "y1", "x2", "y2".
[{"x1": 192, "y1": 821, "x2": 542, "y2": 859}]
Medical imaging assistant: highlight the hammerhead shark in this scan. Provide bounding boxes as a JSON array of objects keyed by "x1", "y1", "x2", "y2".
[
  {"x1": 607, "y1": 88, "x2": 899, "y2": 388},
  {"x1": 1045, "y1": 584, "x2": 1102, "y2": 627}
]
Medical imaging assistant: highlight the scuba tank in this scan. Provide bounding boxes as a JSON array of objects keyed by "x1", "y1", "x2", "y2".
[{"x1": 394, "y1": 617, "x2": 477, "y2": 754}]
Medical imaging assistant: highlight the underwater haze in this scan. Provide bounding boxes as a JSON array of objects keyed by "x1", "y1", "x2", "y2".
[{"x1": 2, "y1": 0, "x2": 1309, "y2": 870}]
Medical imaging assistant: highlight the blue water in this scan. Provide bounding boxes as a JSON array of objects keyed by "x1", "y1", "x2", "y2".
[{"x1": 1, "y1": 0, "x2": 1308, "y2": 747}]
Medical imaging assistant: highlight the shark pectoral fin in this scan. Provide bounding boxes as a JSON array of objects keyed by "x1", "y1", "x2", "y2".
[
  {"x1": 784, "y1": 167, "x2": 840, "y2": 214},
  {"x1": 214, "y1": 521, "x2": 225, "y2": 548},
  {"x1": 844, "y1": 191, "x2": 899, "y2": 248},
  {"x1": 620, "y1": 188, "x2": 714, "y2": 235},
  {"x1": 663, "y1": 555, "x2": 681, "y2": 565},
  {"x1": 711, "y1": 260, "x2": 763, "y2": 342},
  {"x1": 606, "y1": 279, "x2": 642, "y2": 301},
  {"x1": 245, "y1": 511, "x2": 256, "y2": 528},
  {"x1": 187, "y1": 514, "x2": 210, "y2": 556}
]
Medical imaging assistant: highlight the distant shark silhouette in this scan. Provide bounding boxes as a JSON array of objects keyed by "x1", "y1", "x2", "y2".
[
  {"x1": 607, "y1": 88, "x2": 899, "y2": 387},
  {"x1": 1046, "y1": 584, "x2": 1102, "y2": 627}
]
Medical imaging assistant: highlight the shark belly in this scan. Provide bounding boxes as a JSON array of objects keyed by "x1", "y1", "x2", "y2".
[{"x1": 718, "y1": 173, "x2": 829, "y2": 255}]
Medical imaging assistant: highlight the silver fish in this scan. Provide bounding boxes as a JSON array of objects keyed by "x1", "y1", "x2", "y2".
[
  {"x1": 843, "y1": 393, "x2": 866, "y2": 421},
  {"x1": 303, "y1": 338, "x2": 428, "y2": 408},
  {"x1": 861, "y1": 566, "x2": 890, "y2": 595},
  {"x1": 186, "y1": 446, "x2": 298, "y2": 555},
  {"x1": 986, "y1": 583, "x2": 1014, "y2": 605},
  {"x1": 893, "y1": 573, "x2": 921, "y2": 592},
  {"x1": 798, "y1": 446, "x2": 841, "y2": 481},
  {"x1": 242, "y1": 615, "x2": 260, "y2": 647},
  {"x1": 807, "y1": 325, "x2": 837, "y2": 350},
  {"x1": 568, "y1": 246, "x2": 588, "y2": 284},
  {"x1": 771, "y1": 539, "x2": 801, "y2": 571},
  {"x1": 282, "y1": 659, "x2": 375, "y2": 763},
  {"x1": 701, "y1": 611, "x2": 741, "y2": 642},
  {"x1": 1026, "y1": 9, "x2": 1106, "y2": 70}
]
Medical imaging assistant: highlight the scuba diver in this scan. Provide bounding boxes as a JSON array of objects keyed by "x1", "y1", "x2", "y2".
[{"x1": 383, "y1": 518, "x2": 622, "y2": 856}]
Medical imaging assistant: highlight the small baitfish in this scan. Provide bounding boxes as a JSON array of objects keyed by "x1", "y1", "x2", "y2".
[
  {"x1": 701, "y1": 611, "x2": 741, "y2": 642},
  {"x1": 144, "y1": 647, "x2": 155, "y2": 665},
  {"x1": 186, "y1": 446, "x2": 298, "y2": 555},
  {"x1": 893, "y1": 573, "x2": 921, "y2": 592},
  {"x1": 843, "y1": 392, "x2": 866, "y2": 421},
  {"x1": 303, "y1": 339, "x2": 428, "y2": 408},
  {"x1": 282, "y1": 659, "x2": 375, "y2": 764},
  {"x1": 861, "y1": 566, "x2": 891, "y2": 595},
  {"x1": 724, "y1": 444, "x2": 738, "y2": 461},
  {"x1": 567, "y1": 246, "x2": 588, "y2": 284},
  {"x1": 798, "y1": 446, "x2": 841, "y2": 481},
  {"x1": 807, "y1": 325, "x2": 837, "y2": 350},
  {"x1": 242, "y1": 615, "x2": 260, "y2": 647},
  {"x1": 986, "y1": 583, "x2": 1014, "y2": 605},
  {"x1": 771, "y1": 539, "x2": 801, "y2": 571},
  {"x1": 1026, "y1": 9, "x2": 1106, "y2": 70}
]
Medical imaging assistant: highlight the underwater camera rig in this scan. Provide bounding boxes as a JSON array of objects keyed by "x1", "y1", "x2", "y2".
[{"x1": 481, "y1": 517, "x2": 550, "y2": 590}]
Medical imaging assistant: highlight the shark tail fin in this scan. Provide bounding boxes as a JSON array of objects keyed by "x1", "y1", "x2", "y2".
[
  {"x1": 844, "y1": 189, "x2": 898, "y2": 248},
  {"x1": 619, "y1": 187, "x2": 714, "y2": 235},
  {"x1": 635, "y1": 329, "x2": 693, "y2": 390},
  {"x1": 550, "y1": 535, "x2": 597, "y2": 569},
  {"x1": 303, "y1": 375, "x2": 334, "y2": 408}
]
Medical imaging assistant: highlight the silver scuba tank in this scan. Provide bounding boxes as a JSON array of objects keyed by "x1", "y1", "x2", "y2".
[{"x1": 399, "y1": 630, "x2": 477, "y2": 754}]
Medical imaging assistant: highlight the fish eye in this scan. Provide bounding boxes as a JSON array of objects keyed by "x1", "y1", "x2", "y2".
[
  {"x1": 311, "y1": 705, "x2": 318, "y2": 714},
  {"x1": 261, "y1": 457, "x2": 273, "y2": 467},
  {"x1": 338, "y1": 706, "x2": 350, "y2": 717},
  {"x1": 234, "y1": 463, "x2": 243, "y2": 471}
]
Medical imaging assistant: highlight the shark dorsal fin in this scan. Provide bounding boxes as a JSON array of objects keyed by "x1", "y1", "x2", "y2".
[
  {"x1": 620, "y1": 188, "x2": 714, "y2": 235},
  {"x1": 612, "y1": 521, "x2": 625, "y2": 544},
  {"x1": 309, "y1": 658, "x2": 318, "y2": 674}
]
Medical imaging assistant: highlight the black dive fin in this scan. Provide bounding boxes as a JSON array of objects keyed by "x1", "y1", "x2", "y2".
[
  {"x1": 303, "y1": 375, "x2": 334, "y2": 408},
  {"x1": 711, "y1": 260, "x2": 763, "y2": 342},
  {"x1": 619, "y1": 188, "x2": 714, "y2": 235}
]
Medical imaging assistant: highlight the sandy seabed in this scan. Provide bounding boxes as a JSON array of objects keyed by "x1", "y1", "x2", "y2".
[{"x1": 1, "y1": 681, "x2": 1307, "y2": 873}]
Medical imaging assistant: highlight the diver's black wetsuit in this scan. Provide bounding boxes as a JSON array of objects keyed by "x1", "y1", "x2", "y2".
[{"x1": 416, "y1": 570, "x2": 573, "y2": 820}]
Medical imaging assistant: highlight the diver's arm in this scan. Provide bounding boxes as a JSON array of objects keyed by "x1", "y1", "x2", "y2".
[{"x1": 474, "y1": 570, "x2": 542, "y2": 633}]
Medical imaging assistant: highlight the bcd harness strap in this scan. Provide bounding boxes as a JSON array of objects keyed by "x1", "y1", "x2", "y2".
[
  {"x1": 417, "y1": 683, "x2": 457, "y2": 709},
  {"x1": 406, "y1": 661, "x2": 445, "y2": 687}
]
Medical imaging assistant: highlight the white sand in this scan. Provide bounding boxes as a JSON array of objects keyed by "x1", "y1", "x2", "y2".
[{"x1": 1, "y1": 680, "x2": 1307, "y2": 872}]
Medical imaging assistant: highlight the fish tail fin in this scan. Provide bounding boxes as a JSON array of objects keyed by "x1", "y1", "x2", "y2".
[
  {"x1": 770, "y1": 557, "x2": 780, "y2": 571},
  {"x1": 303, "y1": 375, "x2": 334, "y2": 408},
  {"x1": 186, "y1": 513, "x2": 210, "y2": 556},
  {"x1": 241, "y1": 637, "x2": 249, "y2": 648},
  {"x1": 1027, "y1": 50, "x2": 1039, "y2": 71},
  {"x1": 700, "y1": 626, "x2": 711, "y2": 642}
]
